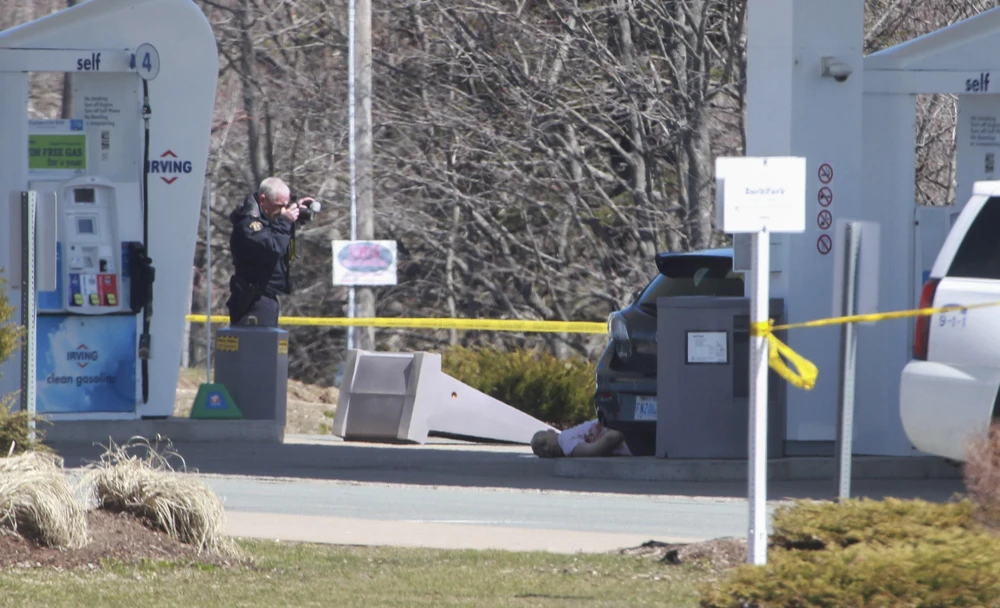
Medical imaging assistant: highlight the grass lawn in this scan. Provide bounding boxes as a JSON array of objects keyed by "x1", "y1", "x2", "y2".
[{"x1": 0, "y1": 540, "x2": 716, "y2": 607}]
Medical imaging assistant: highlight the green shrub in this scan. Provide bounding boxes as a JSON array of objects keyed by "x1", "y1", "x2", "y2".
[
  {"x1": 700, "y1": 531, "x2": 1000, "y2": 608},
  {"x1": 770, "y1": 497, "x2": 975, "y2": 550},
  {"x1": 0, "y1": 273, "x2": 38, "y2": 456},
  {"x1": 701, "y1": 498, "x2": 1000, "y2": 608},
  {"x1": 440, "y1": 346, "x2": 595, "y2": 428},
  {"x1": 0, "y1": 407, "x2": 42, "y2": 456},
  {"x1": 0, "y1": 274, "x2": 18, "y2": 376}
]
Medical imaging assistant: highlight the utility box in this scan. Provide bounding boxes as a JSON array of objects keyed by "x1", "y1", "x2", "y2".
[
  {"x1": 656, "y1": 297, "x2": 786, "y2": 459},
  {"x1": 213, "y1": 327, "x2": 289, "y2": 424}
]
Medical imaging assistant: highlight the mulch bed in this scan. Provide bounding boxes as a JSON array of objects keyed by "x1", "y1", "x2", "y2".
[
  {"x1": 0, "y1": 510, "x2": 241, "y2": 570},
  {"x1": 620, "y1": 537, "x2": 748, "y2": 572},
  {"x1": 1, "y1": 507, "x2": 747, "y2": 572}
]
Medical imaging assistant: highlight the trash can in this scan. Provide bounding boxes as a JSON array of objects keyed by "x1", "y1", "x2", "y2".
[
  {"x1": 213, "y1": 326, "x2": 289, "y2": 424},
  {"x1": 656, "y1": 296, "x2": 786, "y2": 459}
]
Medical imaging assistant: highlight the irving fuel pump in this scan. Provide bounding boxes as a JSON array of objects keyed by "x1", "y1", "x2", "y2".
[{"x1": 0, "y1": 0, "x2": 218, "y2": 419}]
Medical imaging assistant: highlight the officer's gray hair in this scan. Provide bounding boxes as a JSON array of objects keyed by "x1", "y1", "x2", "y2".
[{"x1": 259, "y1": 177, "x2": 289, "y2": 201}]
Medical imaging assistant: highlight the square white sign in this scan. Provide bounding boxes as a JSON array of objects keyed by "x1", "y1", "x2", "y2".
[
  {"x1": 686, "y1": 331, "x2": 728, "y2": 364},
  {"x1": 716, "y1": 156, "x2": 806, "y2": 234}
]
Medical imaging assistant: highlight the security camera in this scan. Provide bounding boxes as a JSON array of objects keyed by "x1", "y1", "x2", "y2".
[{"x1": 821, "y1": 57, "x2": 852, "y2": 83}]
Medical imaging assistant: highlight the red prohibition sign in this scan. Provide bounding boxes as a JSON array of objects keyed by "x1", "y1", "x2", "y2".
[
  {"x1": 817, "y1": 209, "x2": 833, "y2": 230},
  {"x1": 818, "y1": 187, "x2": 833, "y2": 207},
  {"x1": 817, "y1": 234, "x2": 833, "y2": 255},
  {"x1": 818, "y1": 163, "x2": 834, "y2": 184}
]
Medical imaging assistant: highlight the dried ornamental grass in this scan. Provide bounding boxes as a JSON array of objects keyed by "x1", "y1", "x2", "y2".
[
  {"x1": 0, "y1": 450, "x2": 88, "y2": 548},
  {"x1": 80, "y1": 436, "x2": 242, "y2": 559},
  {"x1": 965, "y1": 421, "x2": 1000, "y2": 530},
  {"x1": 0, "y1": 448, "x2": 63, "y2": 473}
]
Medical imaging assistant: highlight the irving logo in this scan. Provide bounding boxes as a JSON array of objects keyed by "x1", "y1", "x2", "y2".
[
  {"x1": 67, "y1": 344, "x2": 99, "y2": 369},
  {"x1": 147, "y1": 150, "x2": 193, "y2": 184}
]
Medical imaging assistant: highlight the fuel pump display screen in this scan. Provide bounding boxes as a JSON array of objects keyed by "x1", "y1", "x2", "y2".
[
  {"x1": 74, "y1": 188, "x2": 96, "y2": 203},
  {"x1": 28, "y1": 134, "x2": 87, "y2": 171},
  {"x1": 76, "y1": 218, "x2": 96, "y2": 235}
]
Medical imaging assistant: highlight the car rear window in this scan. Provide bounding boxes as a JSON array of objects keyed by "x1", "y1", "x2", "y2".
[
  {"x1": 637, "y1": 256, "x2": 744, "y2": 307},
  {"x1": 948, "y1": 196, "x2": 1000, "y2": 280}
]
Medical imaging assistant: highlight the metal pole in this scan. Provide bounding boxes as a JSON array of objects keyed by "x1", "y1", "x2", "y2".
[
  {"x1": 19, "y1": 192, "x2": 37, "y2": 445},
  {"x1": 835, "y1": 221, "x2": 862, "y2": 500},
  {"x1": 347, "y1": 0, "x2": 357, "y2": 351},
  {"x1": 205, "y1": 180, "x2": 213, "y2": 383},
  {"x1": 355, "y1": 0, "x2": 376, "y2": 351},
  {"x1": 748, "y1": 227, "x2": 769, "y2": 565}
]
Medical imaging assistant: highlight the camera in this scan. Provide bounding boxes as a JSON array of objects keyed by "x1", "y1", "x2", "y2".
[
  {"x1": 821, "y1": 57, "x2": 852, "y2": 83},
  {"x1": 288, "y1": 194, "x2": 321, "y2": 224},
  {"x1": 297, "y1": 200, "x2": 321, "y2": 223}
]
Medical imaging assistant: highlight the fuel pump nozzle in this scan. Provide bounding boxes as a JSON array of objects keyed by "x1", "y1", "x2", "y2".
[
  {"x1": 138, "y1": 276, "x2": 153, "y2": 361},
  {"x1": 138, "y1": 333, "x2": 151, "y2": 360}
]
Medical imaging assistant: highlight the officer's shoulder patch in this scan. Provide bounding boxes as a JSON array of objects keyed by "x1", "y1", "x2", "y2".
[{"x1": 249, "y1": 221, "x2": 262, "y2": 232}]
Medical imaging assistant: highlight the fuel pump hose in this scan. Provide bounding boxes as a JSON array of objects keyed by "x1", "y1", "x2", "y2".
[{"x1": 139, "y1": 79, "x2": 153, "y2": 403}]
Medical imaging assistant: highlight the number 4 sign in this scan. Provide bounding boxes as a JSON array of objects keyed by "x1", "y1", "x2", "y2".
[{"x1": 132, "y1": 43, "x2": 160, "y2": 81}]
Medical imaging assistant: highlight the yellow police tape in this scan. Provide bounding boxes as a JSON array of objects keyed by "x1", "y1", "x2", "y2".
[
  {"x1": 750, "y1": 300, "x2": 1000, "y2": 391},
  {"x1": 185, "y1": 314, "x2": 607, "y2": 334},
  {"x1": 188, "y1": 299, "x2": 1000, "y2": 392}
]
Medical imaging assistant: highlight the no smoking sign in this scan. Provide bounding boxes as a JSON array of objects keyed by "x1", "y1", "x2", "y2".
[
  {"x1": 817, "y1": 209, "x2": 833, "y2": 230},
  {"x1": 818, "y1": 187, "x2": 833, "y2": 207},
  {"x1": 818, "y1": 163, "x2": 834, "y2": 184},
  {"x1": 817, "y1": 234, "x2": 833, "y2": 255}
]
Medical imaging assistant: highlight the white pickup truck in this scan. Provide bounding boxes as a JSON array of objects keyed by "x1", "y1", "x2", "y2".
[{"x1": 900, "y1": 181, "x2": 1000, "y2": 462}]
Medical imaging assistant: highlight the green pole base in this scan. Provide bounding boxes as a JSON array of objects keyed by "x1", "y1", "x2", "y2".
[{"x1": 190, "y1": 384, "x2": 243, "y2": 419}]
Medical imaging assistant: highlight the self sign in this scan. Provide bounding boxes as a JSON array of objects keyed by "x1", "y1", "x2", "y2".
[
  {"x1": 76, "y1": 52, "x2": 102, "y2": 71},
  {"x1": 966, "y1": 72, "x2": 991, "y2": 93}
]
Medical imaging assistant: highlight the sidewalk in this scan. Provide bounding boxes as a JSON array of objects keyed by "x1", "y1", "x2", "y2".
[{"x1": 225, "y1": 511, "x2": 689, "y2": 554}]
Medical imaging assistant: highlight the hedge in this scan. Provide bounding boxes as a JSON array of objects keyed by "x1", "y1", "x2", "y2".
[{"x1": 440, "y1": 346, "x2": 596, "y2": 428}]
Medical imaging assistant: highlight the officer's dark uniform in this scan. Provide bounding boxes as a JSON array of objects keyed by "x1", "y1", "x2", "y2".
[{"x1": 226, "y1": 192, "x2": 295, "y2": 327}]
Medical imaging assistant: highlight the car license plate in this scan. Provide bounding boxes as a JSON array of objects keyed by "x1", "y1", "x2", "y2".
[{"x1": 634, "y1": 396, "x2": 657, "y2": 421}]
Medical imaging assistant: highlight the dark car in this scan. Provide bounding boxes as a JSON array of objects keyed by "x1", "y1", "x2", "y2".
[{"x1": 594, "y1": 248, "x2": 744, "y2": 455}]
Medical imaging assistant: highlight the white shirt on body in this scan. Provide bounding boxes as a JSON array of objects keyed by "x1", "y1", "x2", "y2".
[{"x1": 557, "y1": 419, "x2": 631, "y2": 457}]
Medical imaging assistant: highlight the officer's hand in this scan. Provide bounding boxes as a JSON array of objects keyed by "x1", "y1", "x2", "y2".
[
  {"x1": 296, "y1": 196, "x2": 316, "y2": 209},
  {"x1": 279, "y1": 204, "x2": 301, "y2": 222}
]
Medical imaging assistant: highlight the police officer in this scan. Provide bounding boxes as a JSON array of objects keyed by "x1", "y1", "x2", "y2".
[{"x1": 226, "y1": 177, "x2": 315, "y2": 326}]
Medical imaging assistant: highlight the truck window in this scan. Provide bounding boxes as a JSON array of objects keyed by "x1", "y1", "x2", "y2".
[{"x1": 948, "y1": 197, "x2": 1000, "y2": 280}]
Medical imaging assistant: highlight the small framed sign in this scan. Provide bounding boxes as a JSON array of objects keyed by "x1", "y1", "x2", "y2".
[
  {"x1": 331, "y1": 240, "x2": 398, "y2": 286},
  {"x1": 686, "y1": 331, "x2": 729, "y2": 364}
]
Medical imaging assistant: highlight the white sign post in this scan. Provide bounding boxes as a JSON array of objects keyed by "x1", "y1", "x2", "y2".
[{"x1": 716, "y1": 156, "x2": 806, "y2": 566}]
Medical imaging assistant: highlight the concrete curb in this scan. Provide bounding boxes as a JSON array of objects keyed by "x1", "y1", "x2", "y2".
[
  {"x1": 40, "y1": 418, "x2": 284, "y2": 444},
  {"x1": 554, "y1": 455, "x2": 963, "y2": 482}
]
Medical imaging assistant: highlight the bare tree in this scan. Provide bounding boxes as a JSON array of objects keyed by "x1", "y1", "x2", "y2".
[
  {"x1": 188, "y1": 0, "x2": 996, "y2": 384},
  {"x1": 6, "y1": 0, "x2": 998, "y2": 385},
  {"x1": 866, "y1": 0, "x2": 997, "y2": 207}
]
